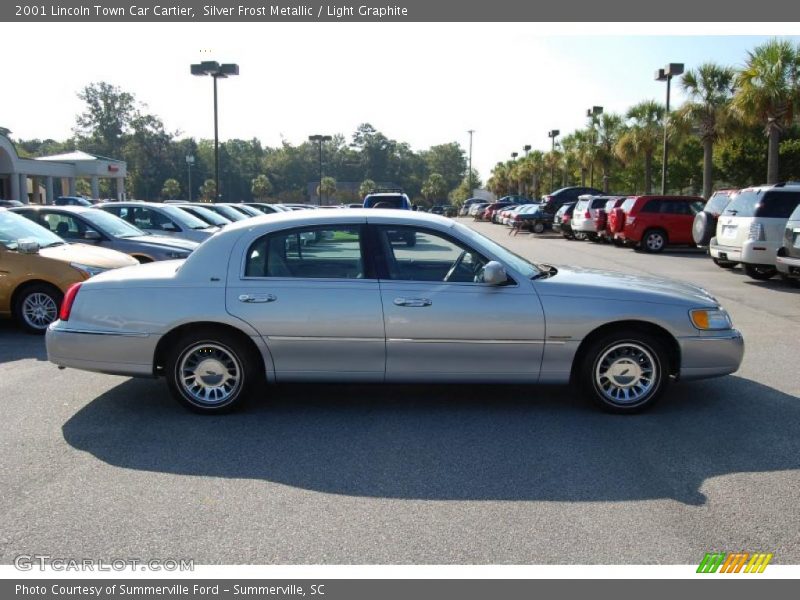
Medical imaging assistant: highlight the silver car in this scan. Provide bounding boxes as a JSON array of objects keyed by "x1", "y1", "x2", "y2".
[
  {"x1": 99, "y1": 202, "x2": 218, "y2": 243},
  {"x1": 47, "y1": 210, "x2": 743, "y2": 414},
  {"x1": 10, "y1": 206, "x2": 198, "y2": 262}
]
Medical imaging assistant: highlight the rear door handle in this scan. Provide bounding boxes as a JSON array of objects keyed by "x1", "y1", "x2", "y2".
[
  {"x1": 393, "y1": 297, "x2": 432, "y2": 307},
  {"x1": 239, "y1": 294, "x2": 277, "y2": 303}
]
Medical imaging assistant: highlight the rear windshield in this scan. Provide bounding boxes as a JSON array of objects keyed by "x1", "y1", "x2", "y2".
[
  {"x1": 574, "y1": 200, "x2": 590, "y2": 212},
  {"x1": 364, "y1": 195, "x2": 407, "y2": 209},
  {"x1": 725, "y1": 190, "x2": 800, "y2": 219},
  {"x1": 705, "y1": 192, "x2": 732, "y2": 215},
  {"x1": 591, "y1": 198, "x2": 608, "y2": 208}
]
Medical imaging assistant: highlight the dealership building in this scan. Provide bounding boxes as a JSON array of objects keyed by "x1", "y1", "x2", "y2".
[{"x1": 0, "y1": 133, "x2": 127, "y2": 203}]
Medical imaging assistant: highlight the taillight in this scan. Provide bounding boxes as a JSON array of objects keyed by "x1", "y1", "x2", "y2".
[
  {"x1": 60, "y1": 282, "x2": 82, "y2": 321},
  {"x1": 584, "y1": 210, "x2": 591, "y2": 218},
  {"x1": 748, "y1": 222, "x2": 765, "y2": 241}
]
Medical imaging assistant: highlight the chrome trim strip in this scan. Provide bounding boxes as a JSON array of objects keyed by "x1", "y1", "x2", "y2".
[
  {"x1": 387, "y1": 338, "x2": 546, "y2": 345},
  {"x1": 267, "y1": 336, "x2": 382, "y2": 343},
  {"x1": 55, "y1": 328, "x2": 150, "y2": 338},
  {"x1": 679, "y1": 333, "x2": 743, "y2": 341}
]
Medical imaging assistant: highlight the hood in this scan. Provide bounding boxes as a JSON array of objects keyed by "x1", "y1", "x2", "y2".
[
  {"x1": 39, "y1": 243, "x2": 139, "y2": 268},
  {"x1": 534, "y1": 265, "x2": 718, "y2": 307},
  {"x1": 125, "y1": 235, "x2": 199, "y2": 251}
]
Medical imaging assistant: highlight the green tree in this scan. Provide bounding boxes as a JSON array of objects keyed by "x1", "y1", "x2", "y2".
[
  {"x1": 421, "y1": 143, "x2": 467, "y2": 191},
  {"x1": 734, "y1": 39, "x2": 800, "y2": 183},
  {"x1": 251, "y1": 174, "x2": 273, "y2": 200},
  {"x1": 359, "y1": 179, "x2": 377, "y2": 198},
  {"x1": 73, "y1": 82, "x2": 136, "y2": 159},
  {"x1": 317, "y1": 176, "x2": 337, "y2": 205},
  {"x1": 615, "y1": 100, "x2": 665, "y2": 194},
  {"x1": 75, "y1": 179, "x2": 91, "y2": 197},
  {"x1": 200, "y1": 179, "x2": 217, "y2": 201},
  {"x1": 596, "y1": 113, "x2": 624, "y2": 193},
  {"x1": 449, "y1": 169, "x2": 483, "y2": 205},
  {"x1": 678, "y1": 63, "x2": 736, "y2": 198},
  {"x1": 161, "y1": 178, "x2": 181, "y2": 200},
  {"x1": 421, "y1": 173, "x2": 448, "y2": 204}
]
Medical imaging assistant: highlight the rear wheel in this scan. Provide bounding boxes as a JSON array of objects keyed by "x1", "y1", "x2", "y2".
[
  {"x1": 532, "y1": 221, "x2": 545, "y2": 234},
  {"x1": 14, "y1": 283, "x2": 63, "y2": 335},
  {"x1": 712, "y1": 258, "x2": 738, "y2": 269},
  {"x1": 641, "y1": 229, "x2": 667, "y2": 253},
  {"x1": 166, "y1": 328, "x2": 261, "y2": 414},
  {"x1": 574, "y1": 232, "x2": 588, "y2": 241},
  {"x1": 578, "y1": 330, "x2": 670, "y2": 414},
  {"x1": 743, "y1": 264, "x2": 777, "y2": 281},
  {"x1": 588, "y1": 233, "x2": 600, "y2": 242}
]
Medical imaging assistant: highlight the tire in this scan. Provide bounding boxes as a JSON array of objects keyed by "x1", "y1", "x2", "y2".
[
  {"x1": 743, "y1": 263, "x2": 777, "y2": 281},
  {"x1": 13, "y1": 283, "x2": 63, "y2": 335},
  {"x1": 588, "y1": 233, "x2": 600, "y2": 242},
  {"x1": 642, "y1": 229, "x2": 667, "y2": 253},
  {"x1": 712, "y1": 258, "x2": 738, "y2": 269},
  {"x1": 574, "y1": 232, "x2": 588, "y2": 241},
  {"x1": 165, "y1": 328, "x2": 261, "y2": 414},
  {"x1": 613, "y1": 238, "x2": 624, "y2": 247},
  {"x1": 532, "y1": 221, "x2": 545, "y2": 234},
  {"x1": 578, "y1": 330, "x2": 670, "y2": 414},
  {"x1": 692, "y1": 211, "x2": 716, "y2": 246}
]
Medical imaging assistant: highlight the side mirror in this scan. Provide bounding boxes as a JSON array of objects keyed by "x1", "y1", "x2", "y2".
[
  {"x1": 481, "y1": 261, "x2": 507, "y2": 286},
  {"x1": 84, "y1": 230, "x2": 101, "y2": 241},
  {"x1": 17, "y1": 239, "x2": 40, "y2": 255}
]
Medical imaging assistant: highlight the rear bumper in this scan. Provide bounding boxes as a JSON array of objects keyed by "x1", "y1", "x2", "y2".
[
  {"x1": 776, "y1": 253, "x2": 800, "y2": 276},
  {"x1": 709, "y1": 238, "x2": 780, "y2": 266},
  {"x1": 46, "y1": 324, "x2": 158, "y2": 377},
  {"x1": 572, "y1": 220, "x2": 598, "y2": 233},
  {"x1": 677, "y1": 330, "x2": 744, "y2": 381}
]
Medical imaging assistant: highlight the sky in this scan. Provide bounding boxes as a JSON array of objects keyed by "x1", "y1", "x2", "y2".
[{"x1": 3, "y1": 23, "x2": 800, "y2": 181}]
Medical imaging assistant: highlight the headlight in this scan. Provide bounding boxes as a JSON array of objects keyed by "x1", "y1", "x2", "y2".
[
  {"x1": 165, "y1": 251, "x2": 190, "y2": 259},
  {"x1": 70, "y1": 262, "x2": 108, "y2": 278},
  {"x1": 690, "y1": 308, "x2": 732, "y2": 331}
]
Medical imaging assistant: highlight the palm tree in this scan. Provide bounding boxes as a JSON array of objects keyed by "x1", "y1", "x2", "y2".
[
  {"x1": 677, "y1": 63, "x2": 736, "y2": 199},
  {"x1": 560, "y1": 134, "x2": 579, "y2": 187},
  {"x1": 543, "y1": 149, "x2": 563, "y2": 193},
  {"x1": 596, "y1": 113, "x2": 624, "y2": 193},
  {"x1": 572, "y1": 129, "x2": 596, "y2": 187},
  {"x1": 615, "y1": 101, "x2": 665, "y2": 194},
  {"x1": 527, "y1": 151, "x2": 545, "y2": 199},
  {"x1": 734, "y1": 39, "x2": 800, "y2": 184},
  {"x1": 487, "y1": 162, "x2": 510, "y2": 197}
]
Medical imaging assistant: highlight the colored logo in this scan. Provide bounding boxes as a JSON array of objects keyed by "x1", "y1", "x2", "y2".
[{"x1": 697, "y1": 552, "x2": 773, "y2": 573}]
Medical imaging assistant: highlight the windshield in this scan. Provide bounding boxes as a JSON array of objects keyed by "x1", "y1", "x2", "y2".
[
  {"x1": 183, "y1": 206, "x2": 230, "y2": 226},
  {"x1": 213, "y1": 205, "x2": 247, "y2": 221},
  {"x1": 82, "y1": 209, "x2": 145, "y2": 238},
  {"x1": 453, "y1": 222, "x2": 539, "y2": 278},
  {"x1": 0, "y1": 210, "x2": 65, "y2": 250},
  {"x1": 160, "y1": 205, "x2": 212, "y2": 229}
]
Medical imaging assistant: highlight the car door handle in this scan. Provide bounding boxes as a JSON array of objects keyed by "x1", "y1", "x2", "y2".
[
  {"x1": 238, "y1": 294, "x2": 277, "y2": 303},
  {"x1": 393, "y1": 297, "x2": 432, "y2": 307}
]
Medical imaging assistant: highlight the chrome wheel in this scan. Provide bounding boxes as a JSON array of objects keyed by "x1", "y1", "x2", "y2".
[
  {"x1": 594, "y1": 342, "x2": 658, "y2": 406},
  {"x1": 644, "y1": 231, "x2": 665, "y2": 252},
  {"x1": 177, "y1": 342, "x2": 242, "y2": 407},
  {"x1": 21, "y1": 292, "x2": 58, "y2": 331}
]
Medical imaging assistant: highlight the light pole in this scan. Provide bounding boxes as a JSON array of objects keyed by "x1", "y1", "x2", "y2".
[
  {"x1": 523, "y1": 144, "x2": 532, "y2": 197},
  {"x1": 467, "y1": 129, "x2": 475, "y2": 197},
  {"x1": 185, "y1": 154, "x2": 195, "y2": 202},
  {"x1": 655, "y1": 63, "x2": 684, "y2": 195},
  {"x1": 191, "y1": 60, "x2": 239, "y2": 202},
  {"x1": 547, "y1": 129, "x2": 560, "y2": 192},
  {"x1": 586, "y1": 106, "x2": 603, "y2": 188},
  {"x1": 308, "y1": 134, "x2": 332, "y2": 205}
]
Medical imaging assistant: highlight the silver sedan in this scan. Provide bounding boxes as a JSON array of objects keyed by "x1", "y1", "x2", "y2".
[{"x1": 46, "y1": 210, "x2": 744, "y2": 414}]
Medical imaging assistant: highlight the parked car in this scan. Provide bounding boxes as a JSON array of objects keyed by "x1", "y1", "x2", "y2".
[
  {"x1": 692, "y1": 190, "x2": 737, "y2": 247},
  {"x1": 0, "y1": 200, "x2": 23, "y2": 207},
  {"x1": 223, "y1": 203, "x2": 262, "y2": 218},
  {"x1": 10, "y1": 205, "x2": 198, "y2": 263},
  {"x1": 0, "y1": 208, "x2": 137, "y2": 333},
  {"x1": 552, "y1": 202, "x2": 576, "y2": 238},
  {"x1": 459, "y1": 198, "x2": 487, "y2": 216},
  {"x1": 776, "y1": 202, "x2": 800, "y2": 283},
  {"x1": 174, "y1": 204, "x2": 233, "y2": 228},
  {"x1": 100, "y1": 202, "x2": 219, "y2": 243},
  {"x1": 541, "y1": 187, "x2": 604, "y2": 215},
  {"x1": 431, "y1": 204, "x2": 456, "y2": 217},
  {"x1": 470, "y1": 202, "x2": 489, "y2": 219},
  {"x1": 483, "y1": 201, "x2": 517, "y2": 223},
  {"x1": 596, "y1": 197, "x2": 628, "y2": 242},
  {"x1": 242, "y1": 203, "x2": 290, "y2": 214},
  {"x1": 611, "y1": 195, "x2": 705, "y2": 253},
  {"x1": 363, "y1": 190, "x2": 412, "y2": 210},
  {"x1": 571, "y1": 195, "x2": 622, "y2": 242},
  {"x1": 514, "y1": 205, "x2": 553, "y2": 234},
  {"x1": 55, "y1": 196, "x2": 93, "y2": 207},
  {"x1": 709, "y1": 183, "x2": 800, "y2": 280},
  {"x1": 47, "y1": 209, "x2": 743, "y2": 415}
]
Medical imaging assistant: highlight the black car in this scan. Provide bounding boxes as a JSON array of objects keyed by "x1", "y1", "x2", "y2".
[
  {"x1": 431, "y1": 204, "x2": 456, "y2": 217},
  {"x1": 692, "y1": 189, "x2": 736, "y2": 247},
  {"x1": 541, "y1": 186, "x2": 603, "y2": 214},
  {"x1": 515, "y1": 205, "x2": 554, "y2": 234},
  {"x1": 553, "y1": 202, "x2": 577, "y2": 238}
]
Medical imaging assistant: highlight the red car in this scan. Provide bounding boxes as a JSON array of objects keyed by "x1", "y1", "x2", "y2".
[
  {"x1": 611, "y1": 195, "x2": 705, "y2": 253},
  {"x1": 596, "y1": 197, "x2": 628, "y2": 242},
  {"x1": 482, "y1": 202, "x2": 515, "y2": 223}
]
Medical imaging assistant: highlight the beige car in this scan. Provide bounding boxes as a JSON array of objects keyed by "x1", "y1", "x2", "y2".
[{"x1": 0, "y1": 208, "x2": 138, "y2": 333}]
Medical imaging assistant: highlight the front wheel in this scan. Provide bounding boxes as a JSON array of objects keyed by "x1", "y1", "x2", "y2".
[
  {"x1": 166, "y1": 329, "x2": 260, "y2": 414},
  {"x1": 578, "y1": 331, "x2": 670, "y2": 414},
  {"x1": 743, "y1": 263, "x2": 777, "y2": 281}
]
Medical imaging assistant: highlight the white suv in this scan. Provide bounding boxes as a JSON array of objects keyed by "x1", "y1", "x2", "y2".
[
  {"x1": 570, "y1": 195, "x2": 620, "y2": 241},
  {"x1": 709, "y1": 183, "x2": 800, "y2": 280}
]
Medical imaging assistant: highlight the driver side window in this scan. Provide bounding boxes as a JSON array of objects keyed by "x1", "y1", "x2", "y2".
[{"x1": 376, "y1": 226, "x2": 487, "y2": 282}]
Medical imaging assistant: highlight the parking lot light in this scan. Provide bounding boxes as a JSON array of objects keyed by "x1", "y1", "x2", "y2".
[{"x1": 656, "y1": 63, "x2": 684, "y2": 195}]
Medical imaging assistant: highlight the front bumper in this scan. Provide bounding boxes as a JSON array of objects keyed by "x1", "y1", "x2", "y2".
[
  {"x1": 47, "y1": 324, "x2": 159, "y2": 377},
  {"x1": 776, "y1": 253, "x2": 800, "y2": 277},
  {"x1": 709, "y1": 238, "x2": 780, "y2": 266},
  {"x1": 677, "y1": 330, "x2": 744, "y2": 381}
]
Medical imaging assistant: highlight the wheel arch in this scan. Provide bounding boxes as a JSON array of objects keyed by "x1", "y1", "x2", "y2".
[{"x1": 569, "y1": 319, "x2": 681, "y2": 384}]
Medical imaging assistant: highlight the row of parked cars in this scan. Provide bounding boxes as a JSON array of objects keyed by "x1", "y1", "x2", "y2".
[
  {"x1": 0, "y1": 200, "x2": 324, "y2": 333},
  {"x1": 468, "y1": 184, "x2": 800, "y2": 285}
]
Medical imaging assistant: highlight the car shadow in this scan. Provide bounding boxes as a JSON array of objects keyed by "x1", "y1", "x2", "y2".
[
  {"x1": 0, "y1": 321, "x2": 48, "y2": 361},
  {"x1": 62, "y1": 376, "x2": 800, "y2": 506}
]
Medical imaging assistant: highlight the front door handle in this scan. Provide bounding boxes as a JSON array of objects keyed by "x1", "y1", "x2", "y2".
[
  {"x1": 238, "y1": 293, "x2": 277, "y2": 303},
  {"x1": 393, "y1": 297, "x2": 432, "y2": 307}
]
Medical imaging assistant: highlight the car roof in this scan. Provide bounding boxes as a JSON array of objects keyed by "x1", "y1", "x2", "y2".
[{"x1": 11, "y1": 204, "x2": 92, "y2": 214}]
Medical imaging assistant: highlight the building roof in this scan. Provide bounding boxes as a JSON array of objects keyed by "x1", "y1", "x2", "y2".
[{"x1": 35, "y1": 150, "x2": 124, "y2": 163}]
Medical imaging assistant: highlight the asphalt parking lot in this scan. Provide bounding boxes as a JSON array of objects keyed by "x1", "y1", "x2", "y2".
[{"x1": 1, "y1": 218, "x2": 799, "y2": 565}]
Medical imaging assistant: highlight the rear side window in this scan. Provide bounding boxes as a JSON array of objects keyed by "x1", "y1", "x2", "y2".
[
  {"x1": 621, "y1": 198, "x2": 637, "y2": 212},
  {"x1": 756, "y1": 192, "x2": 800, "y2": 218},
  {"x1": 641, "y1": 200, "x2": 662, "y2": 213},
  {"x1": 364, "y1": 196, "x2": 407, "y2": 209},
  {"x1": 591, "y1": 198, "x2": 607, "y2": 208}
]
